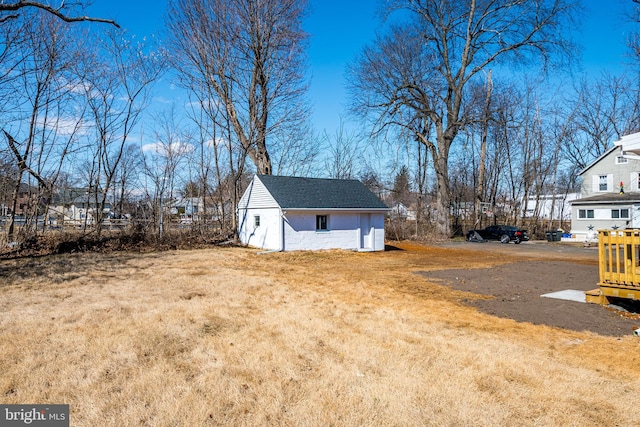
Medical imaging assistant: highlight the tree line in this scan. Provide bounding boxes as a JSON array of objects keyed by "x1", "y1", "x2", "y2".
[{"x1": 1, "y1": 0, "x2": 640, "y2": 249}]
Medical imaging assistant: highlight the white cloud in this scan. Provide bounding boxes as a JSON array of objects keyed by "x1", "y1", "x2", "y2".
[
  {"x1": 206, "y1": 137, "x2": 229, "y2": 148},
  {"x1": 141, "y1": 141, "x2": 194, "y2": 156},
  {"x1": 154, "y1": 96, "x2": 174, "y2": 104},
  {"x1": 35, "y1": 115, "x2": 90, "y2": 137}
]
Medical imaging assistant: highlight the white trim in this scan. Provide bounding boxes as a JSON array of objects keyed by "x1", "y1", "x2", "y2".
[{"x1": 615, "y1": 132, "x2": 640, "y2": 155}]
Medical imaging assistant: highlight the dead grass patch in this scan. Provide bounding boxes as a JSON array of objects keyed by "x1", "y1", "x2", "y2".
[{"x1": 1, "y1": 242, "x2": 639, "y2": 426}]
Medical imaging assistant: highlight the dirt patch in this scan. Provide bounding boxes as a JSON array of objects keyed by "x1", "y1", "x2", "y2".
[{"x1": 419, "y1": 259, "x2": 640, "y2": 336}]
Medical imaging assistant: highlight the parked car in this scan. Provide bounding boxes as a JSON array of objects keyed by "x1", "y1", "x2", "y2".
[{"x1": 466, "y1": 225, "x2": 530, "y2": 244}]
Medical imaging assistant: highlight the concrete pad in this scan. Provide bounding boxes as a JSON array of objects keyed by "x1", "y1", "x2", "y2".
[{"x1": 540, "y1": 289, "x2": 586, "y2": 303}]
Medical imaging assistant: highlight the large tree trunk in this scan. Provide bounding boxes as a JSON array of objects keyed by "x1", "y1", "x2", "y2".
[
  {"x1": 433, "y1": 154, "x2": 451, "y2": 237},
  {"x1": 475, "y1": 70, "x2": 492, "y2": 228},
  {"x1": 254, "y1": 143, "x2": 272, "y2": 175}
]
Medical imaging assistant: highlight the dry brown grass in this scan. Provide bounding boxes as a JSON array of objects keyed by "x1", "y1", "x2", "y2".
[{"x1": 1, "y1": 242, "x2": 640, "y2": 426}]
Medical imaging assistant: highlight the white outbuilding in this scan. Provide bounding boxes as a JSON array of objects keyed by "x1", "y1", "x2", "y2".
[{"x1": 238, "y1": 174, "x2": 389, "y2": 251}]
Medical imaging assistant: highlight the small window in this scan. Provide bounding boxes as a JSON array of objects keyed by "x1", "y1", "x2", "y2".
[
  {"x1": 579, "y1": 209, "x2": 594, "y2": 219},
  {"x1": 254, "y1": 215, "x2": 260, "y2": 227},
  {"x1": 316, "y1": 215, "x2": 328, "y2": 231},
  {"x1": 612, "y1": 209, "x2": 630, "y2": 219},
  {"x1": 616, "y1": 156, "x2": 629, "y2": 165},
  {"x1": 599, "y1": 175, "x2": 608, "y2": 191}
]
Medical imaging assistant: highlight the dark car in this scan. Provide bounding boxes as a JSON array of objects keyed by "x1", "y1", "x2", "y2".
[{"x1": 466, "y1": 225, "x2": 530, "y2": 244}]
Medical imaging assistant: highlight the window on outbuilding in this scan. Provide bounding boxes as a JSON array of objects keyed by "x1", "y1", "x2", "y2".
[
  {"x1": 316, "y1": 215, "x2": 328, "y2": 231},
  {"x1": 254, "y1": 215, "x2": 260, "y2": 227}
]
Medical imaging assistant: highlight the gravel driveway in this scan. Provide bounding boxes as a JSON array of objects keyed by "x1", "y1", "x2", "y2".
[{"x1": 420, "y1": 240, "x2": 640, "y2": 336}]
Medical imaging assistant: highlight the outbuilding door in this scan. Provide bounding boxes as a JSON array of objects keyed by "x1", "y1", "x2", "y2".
[{"x1": 360, "y1": 213, "x2": 372, "y2": 250}]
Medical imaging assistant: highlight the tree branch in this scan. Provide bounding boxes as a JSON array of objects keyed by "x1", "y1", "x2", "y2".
[
  {"x1": 3, "y1": 130, "x2": 50, "y2": 189},
  {"x1": 0, "y1": 1, "x2": 120, "y2": 28}
]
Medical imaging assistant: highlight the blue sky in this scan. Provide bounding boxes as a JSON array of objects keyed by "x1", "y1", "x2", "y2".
[{"x1": 86, "y1": 0, "x2": 636, "y2": 138}]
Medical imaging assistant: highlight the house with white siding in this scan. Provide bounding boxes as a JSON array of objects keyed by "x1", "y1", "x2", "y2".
[
  {"x1": 47, "y1": 188, "x2": 112, "y2": 226},
  {"x1": 524, "y1": 193, "x2": 578, "y2": 222},
  {"x1": 237, "y1": 174, "x2": 389, "y2": 252},
  {"x1": 570, "y1": 135, "x2": 640, "y2": 240}
]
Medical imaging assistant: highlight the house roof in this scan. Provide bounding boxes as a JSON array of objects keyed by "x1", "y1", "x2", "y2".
[
  {"x1": 50, "y1": 188, "x2": 98, "y2": 205},
  {"x1": 257, "y1": 175, "x2": 389, "y2": 210},
  {"x1": 571, "y1": 192, "x2": 640, "y2": 205}
]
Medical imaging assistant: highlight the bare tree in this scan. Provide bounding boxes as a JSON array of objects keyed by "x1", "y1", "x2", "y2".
[
  {"x1": 0, "y1": 1, "x2": 119, "y2": 26},
  {"x1": 166, "y1": 0, "x2": 310, "y2": 175},
  {"x1": 77, "y1": 30, "x2": 165, "y2": 234},
  {"x1": 181, "y1": 76, "x2": 248, "y2": 236},
  {"x1": 0, "y1": 2, "x2": 118, "y2": 242},
  {"x1": 141, "y1": 108, "x2": 192, "y2": 238},
  {"x1": 183, "y1": 98, "x2": 220, "y2": 231},
  {"x1": 564, "y1": 74, "x2": 640, "y2": 170},
  {"x1": 112, "y1": 143, "x2": 143, "y2": 219},
  {"x1": 1, "y1": 12, "x2": 89, "y2": 239},
  {"x1": 475, "y1": 70, "x2": 492, "y2": 228},
  {"x1": 349, "y1": 0, "x2": 577, "y2": 237},
  {"x1": 271, "y1": 120, "x2": 319, "y2": 177},
  {"x1": 478, "y1": 80, "x2": 572, "y2": 231},
  {"x1": 628, "y1": 0, "x2": 640, "y2": 59},
  {"x1": 324, "y1": 119, "x2": 362, "y2": 179}
]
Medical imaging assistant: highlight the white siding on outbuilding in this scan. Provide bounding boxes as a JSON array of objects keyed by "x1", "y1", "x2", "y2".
[
  {"x1": 282, "y1": 211, "x2": 385, "y2": 251},
  {"x1": 238, "y1": 207, "x2": 282, "y2": 251},
  {"x1": 237, "y1": 178, "x2": 278, "y2": 210}
]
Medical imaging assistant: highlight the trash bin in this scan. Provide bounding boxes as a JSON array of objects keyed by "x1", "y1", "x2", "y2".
[{"x1": 546, "y1": 231, "x2": 560, "y2": 242}]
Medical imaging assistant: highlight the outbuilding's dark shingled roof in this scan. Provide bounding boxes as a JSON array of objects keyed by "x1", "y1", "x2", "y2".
[{"x1": 257, "y1": 175, "x2": 388, "y2": 210}]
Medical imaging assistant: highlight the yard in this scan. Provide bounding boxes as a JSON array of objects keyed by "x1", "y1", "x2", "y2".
[{"x1": 1, "y1": 241, "x2": 640, "y2": 426}]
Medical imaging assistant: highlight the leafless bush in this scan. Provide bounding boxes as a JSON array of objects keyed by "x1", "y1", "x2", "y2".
[{"x1": 0, "y1": 226, "x2": 233, "y2": 259}]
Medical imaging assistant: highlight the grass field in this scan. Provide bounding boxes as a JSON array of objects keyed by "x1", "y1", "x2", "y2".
[{"x1": 1, "y1": 242, "x2": 640, "y2": 426}]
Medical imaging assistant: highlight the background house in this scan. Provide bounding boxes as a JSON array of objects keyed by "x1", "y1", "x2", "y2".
[
  {"x1": 389, "y1": 202, "x2": 416, "y2": 221},
  {"x1": 570, "y1": 139, "x2": 640, "y2": 240},
  {"x1": 524, "y1": 193, "x2": 578, "y2": 222},
  {"x1": 0, "y1": 183, "x2": 35, "y2": 216},
  {"x1": 238, "y1": 175, "x2": 389, "y2": 251},
  {"x1": 48, "y1": 188, "x2": 112, "y2": 226},
  {"x1": 167, "y1": 197, "x2": 204, "y2": 223}
]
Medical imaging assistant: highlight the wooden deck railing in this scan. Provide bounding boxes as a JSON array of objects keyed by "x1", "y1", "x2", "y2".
[{"x1": 597, "y1": 230, "x2": 640, "y2": 302}]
